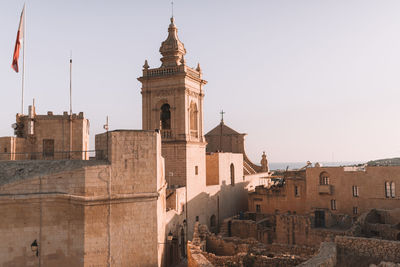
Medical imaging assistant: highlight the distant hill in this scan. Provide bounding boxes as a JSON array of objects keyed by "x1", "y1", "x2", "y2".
[{"x1": 367, "y1": 158, "x2": 400, "y2": 166}]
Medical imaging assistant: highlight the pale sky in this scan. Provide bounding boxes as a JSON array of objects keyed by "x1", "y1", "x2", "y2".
[{"x1": 1, "y1": 0, "x2": 400, "y2": 163}]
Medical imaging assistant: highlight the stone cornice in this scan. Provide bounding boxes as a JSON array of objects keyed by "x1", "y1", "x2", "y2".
[{"x1": 0, "y1": 192, "x2": 160, "y2": 206}]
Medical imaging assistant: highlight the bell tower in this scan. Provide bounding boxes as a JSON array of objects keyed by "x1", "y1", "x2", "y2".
[{"x1": 138, "y1": 17, "x2": 207, "y2": 187}]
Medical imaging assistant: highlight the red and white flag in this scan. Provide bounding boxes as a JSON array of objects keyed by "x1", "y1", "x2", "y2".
[{"x1": 11, "y1": 5, "x2": 25, "y2": 73}]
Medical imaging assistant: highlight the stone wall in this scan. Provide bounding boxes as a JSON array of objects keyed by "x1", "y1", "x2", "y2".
[
  {"x1": 335, "y1": 236, "x2": 400, "y2": 263},
  {"x1": 275, "y1": 213, "x2": 346, "y2": 247},
  {"x1": 187, "y1": 222, "x2": 214, "y2": 267},
  {"x1": 297, "y1": 242, "x2": 337, "y2": 267},
  {"x1": 230, "y1": 219, "x2": 258, "y2": 240},
  {"x1": 188, "y1": 222, "x2": 315, "y2": 267},
  {"x1": 248, "y1": 172, "x2": 307, "y2": 215},
  {"x1": 0, "y1": 130, "x2": 167, "y2": 267}
]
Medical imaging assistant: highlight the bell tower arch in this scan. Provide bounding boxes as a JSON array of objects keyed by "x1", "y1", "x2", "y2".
[{"x1": 138, "y1": 17, "x2": 207, "y2": 187}]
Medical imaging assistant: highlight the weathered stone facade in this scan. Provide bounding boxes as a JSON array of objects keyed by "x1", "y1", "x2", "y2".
[
  {"x1": 0, "y1": 104, "x2": 89, "y2": 161},
  {"x1": 137, "y1": 17, "x2": 257, "y2": 266},
  {"x1": 249, "y1": 166, "x2": 400, "y2": 224},
  {"x1": 0, "y1": 130, "x2": 166, "y2": 267}
]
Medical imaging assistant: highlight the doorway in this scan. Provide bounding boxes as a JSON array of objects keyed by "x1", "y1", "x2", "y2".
[{"x1": 314, "y1": 210, "x2": 325, "y2": 228}]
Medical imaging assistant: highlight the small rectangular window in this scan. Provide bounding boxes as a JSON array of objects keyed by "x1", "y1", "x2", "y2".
[
  {"x1": 352, "y1": 185, "x2": 359, "y2": 197},
  {"x1": 330, "y1": 199, "x2": 336, "y2": 210},
  {"x1": 256, "y1": 204, "x2": 261, "y2": 213},
  {"x1": 294, "y1": 185, "x2": 300, "y2": 197},
  {"x1": 195, "y1": 166, "x2": 198, "y2": 175},
  {"x1": 353, "y1": 207, "x2": 358, "y2": 215},
  {"x1": 195, "y1": 216, "x2": 199, "y2": 222}
]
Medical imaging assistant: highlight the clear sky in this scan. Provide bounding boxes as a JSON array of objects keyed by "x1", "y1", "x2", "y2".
[{"x1": 1, "y1": 0, "x2": 400, "y2": 163}]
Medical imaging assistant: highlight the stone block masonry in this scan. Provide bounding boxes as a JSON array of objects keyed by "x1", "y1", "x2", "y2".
[
  {"x1": 0, "y1": 130, "x2": 167, "y2": 267},
  {"x1": 335, "y1": 236, "x2": 400, "y2": 263}
]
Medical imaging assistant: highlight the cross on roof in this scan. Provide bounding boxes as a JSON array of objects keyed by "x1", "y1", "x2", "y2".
[{"x1": 220, "y1": 110, "x2": 225, "y2": 123}]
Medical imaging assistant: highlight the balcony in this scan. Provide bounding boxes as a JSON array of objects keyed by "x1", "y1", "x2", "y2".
[
  {"x1": 318, "y1": 184, "x2": 333, "y2": 194},
  {"x1": 161, "y1": 130, "x2": 173, "y2": 139}
]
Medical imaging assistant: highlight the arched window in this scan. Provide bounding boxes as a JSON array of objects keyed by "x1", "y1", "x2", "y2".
[
  {"x1": 230, "y1": 163, "x2": 235, "y2": 185},
  {"x1": 189, "y1": 102, "x2": 198, "y2": 137},
  {"x1": 160, "y1": 104, "x2": 171, "y2": 130},
  {"x1": 319, "y1": 172, "x2": 329, "y2": 185}
]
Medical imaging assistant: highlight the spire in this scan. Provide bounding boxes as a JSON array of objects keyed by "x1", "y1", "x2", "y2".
[
  {"x1": 143, "y1": 59, "x2": 149, "y2": 69},
  {"x1": 159, "y1": 17, "x2": 186, "y2": 67},
  {"x1": 261, "y1": 151, "x2": 269, "y2": 172},
  {"x1": 196, "y1": 63, "x2": 201, "y2": 72}
]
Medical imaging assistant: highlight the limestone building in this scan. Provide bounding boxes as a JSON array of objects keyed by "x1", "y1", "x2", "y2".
[
  {"x1": 205, "y1": 120, "x2": 269, "y2": 174},
  {"x1": 138, "y1": 17, "x2": 267, "y2": 265},
  {"x1": 0, "y1": 16, "x2": 264, "y2": 267},
  {"x1": 248, "y1": 165, "x2": 400, "y2": 227},
  {"x1": 0, "y1": 130, "x2": 166, "y2": 267},
  {"x1": 0, "y1": 103, "x2": 89, "y2": 161},
  {"x1": 138, "y1": 17, "x2": 207, "y2": 188}
]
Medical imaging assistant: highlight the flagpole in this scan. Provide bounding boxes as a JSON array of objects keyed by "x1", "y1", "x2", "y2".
[
  {"x1": 21, "y1": 3, "x2": 26, "y2": 115},
  {"x1": 69, "y1": 53, "x2": 73, "y2": 159}
]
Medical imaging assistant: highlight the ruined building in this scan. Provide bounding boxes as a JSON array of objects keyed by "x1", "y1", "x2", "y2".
[{"x1": 249, "y1": 165, "x2": 400, "y2": 224}]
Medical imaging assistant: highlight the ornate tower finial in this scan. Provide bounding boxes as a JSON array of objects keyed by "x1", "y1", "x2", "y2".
[
  {"x1": 143, "y1": 59, "x2": 149, "y2": 69},
  {"x1": 196, "y1": 63, "x2": 201, "y2": 72},
  {"x1": 261, "y1": 151, "x2": 269, "y2": 172},
  {"x1": 180, "y1": 55, "x2": 186, "y2": 65},
  {"x1": 159, "y1": 18, "x2": 186, "y2": 67}
]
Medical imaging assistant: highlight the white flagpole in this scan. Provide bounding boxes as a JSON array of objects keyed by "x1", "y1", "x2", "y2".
[
  {"x1": 21, "y1": 3, "x2": 26, "y2": 115},
  {"x1": 69, "y1": 53, "x2": 73, "y2": 159}
]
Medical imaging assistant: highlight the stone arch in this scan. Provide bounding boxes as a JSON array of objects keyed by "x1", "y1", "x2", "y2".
[
  {"x1": 230, "y1": 163, "x2": 235, "y2": 185},
  {"x1": 319, "y1": 171, "x2": 330, "y2": 185},
  {"x1": 160, "y1": 103, "x2": 171, "y2": 130}
]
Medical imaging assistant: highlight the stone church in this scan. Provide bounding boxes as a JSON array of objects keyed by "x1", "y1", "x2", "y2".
[{"x1": 0, "y1": 17, "x2": 268, "y2": 267}]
